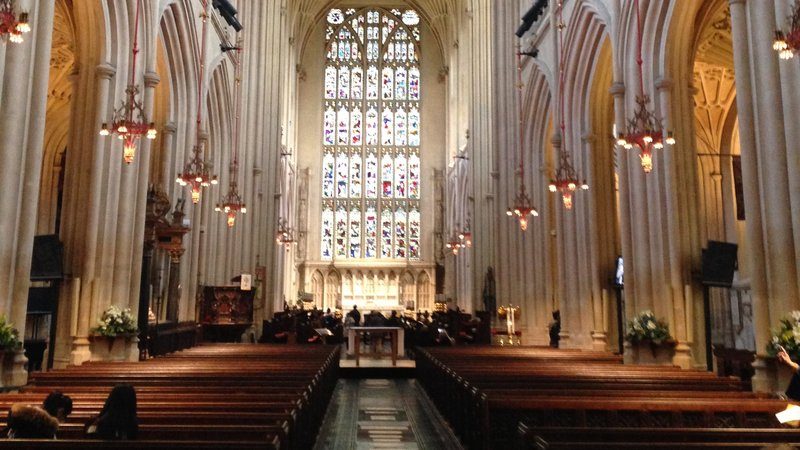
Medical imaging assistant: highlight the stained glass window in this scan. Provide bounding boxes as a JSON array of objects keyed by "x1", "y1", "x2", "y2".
[{"x1": 322, "y1": 7, "x2": 422, "y2": 261}]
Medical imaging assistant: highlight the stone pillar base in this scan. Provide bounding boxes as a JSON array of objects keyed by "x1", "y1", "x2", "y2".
[
  {"x1": 624, "y1": 341, "x2": 676, "y2": 365},
  {"x1": 590, "y1": 331, "x2": 608, "y2": 352},
  {"x1": 751, "y1": 355, "x2": 777, "y2": 394},
  {"x1": 1, "y1": 348, "x2": 28, "y2": 388},
  {"x1": 89, "y1": 336, "x2": 140, "y2": 362},
  {"x1": 672, "y1": 342, "x2": 693, "y2": 369},
  {"x1": 70, "y1": 337, "x2": 92, "y2": 366}
]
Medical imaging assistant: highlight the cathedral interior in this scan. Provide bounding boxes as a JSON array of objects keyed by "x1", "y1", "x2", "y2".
[{"x1": 1, "y1": 0, "x2": 800, "y2": 447}]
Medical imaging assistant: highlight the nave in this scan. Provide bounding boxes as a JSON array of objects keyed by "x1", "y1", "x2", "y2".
[{"x1": 0, "y1": 342, "x2": 796, "y2": 449}]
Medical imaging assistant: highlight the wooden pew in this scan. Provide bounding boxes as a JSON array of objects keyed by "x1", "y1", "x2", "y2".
[
  {"x1": 415, "y1": 346, "x2": 788, "y2": 450},
  {"x1": 0, "y1": 344, "x2": 340, "y2": 450}
]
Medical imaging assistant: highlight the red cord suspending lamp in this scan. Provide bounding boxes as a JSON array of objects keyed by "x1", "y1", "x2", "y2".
[
  {"x1": 614, "y1": 0, "x2": 675, "y2": 173},
  {"x1": 548, "y1": 1, "x2": 588, "y2": 209},
  {"x1": 177, "y1": 0, "x2": 218, "y2": 203},
  {"x1": 506, "y1": 44, "x2": 539, "y2": 231},
  {"x1": 99, "y1": 0, "x2": 156, "y2": 164}
]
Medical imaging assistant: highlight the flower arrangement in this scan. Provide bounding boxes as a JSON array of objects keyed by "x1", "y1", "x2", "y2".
[
  {"x1": 625, "y1": 310, "x2": 672, "y2": 346},
  {"x1": 768, "y1": 310, "x2": 800, "y2": 359},
  {"x1": 91, "y1": 305, "x2": 137, "y2": 337},
  {"x1": 0, "y1": 315, "x2": 20, "y2": 351}
]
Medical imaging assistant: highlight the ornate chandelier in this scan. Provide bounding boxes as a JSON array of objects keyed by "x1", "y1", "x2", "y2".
[
  {"x1": 275, "y1": 218, "x2": 295, "y2": 250},
  {"x1": 549, "y1": 1, "x2": 588, "y2": 210},
  {"x1": 506, "y1": 44, "x2": 539, "y2": 231},
  {"x1": 445, "y1": 230, "x2": 464, "y2": 255},
  {"x1": 549, "y1": 151, "x2": 588, "y2": 210},
  {"x1": 774, "y1": 1, "x2": 800, "y2": 59},
  {"x1": 615, "y1": 0, "x2": 675, "y2": 173},
  {"x1": 216, "y1": 40, "x2": 246, "y2": 226},
  {"x1": 177, "y1": 144, "x2": 217, "y2": 204},
  {"x1": 215, "y1": 167, "x2": 246, "y2": 227},
  {"x1": 0, "y1": 0, "x2": 28, "y2": 44},
  {"x1": 99, "y1": 0, "x2": 156, "y2": 164},
  {"x1": 177, "y1": 1, "x2": 217, "y2": 202}
]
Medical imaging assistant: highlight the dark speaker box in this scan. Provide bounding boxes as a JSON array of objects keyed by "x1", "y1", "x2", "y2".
[{"x1": 702, "y1": 241, "x2": 738, "y2": 287}]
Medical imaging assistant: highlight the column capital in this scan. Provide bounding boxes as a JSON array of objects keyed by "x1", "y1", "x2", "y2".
[
  {"x1": 655, "y1": 77, "x2": 673, "y2": 92},
  {"x1": 609, "y1": 82, "x2": 625, "y2": 97},
  {"x1": 144, "y1": 71, "x2": 161, "y2": 88},
  {"x1": 163, "y1": 122, "x2": 178, "y2": 134},
  {"x1": 728, "y1": 0, "x2": 747, "y2": 6},
  {"x1": 581, "y1": 133, "x2": 597, "y2": 144},
  {"x1": 95, "y1": 63, "x2": 116, "y2": 80}
]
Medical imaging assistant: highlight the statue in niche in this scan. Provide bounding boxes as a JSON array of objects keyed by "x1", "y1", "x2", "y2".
[{"x1": 482, "y1": 266, "x2": 496, "y2": 315}]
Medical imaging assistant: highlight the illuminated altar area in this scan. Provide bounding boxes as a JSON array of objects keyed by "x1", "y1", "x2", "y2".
[{"x1": 299, "y1": 263, "x2": 434, "y2": 312}]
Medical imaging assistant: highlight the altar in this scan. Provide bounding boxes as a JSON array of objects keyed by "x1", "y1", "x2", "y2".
[{"x1": 346, "y1": 326, "x2": 405, "y2": 359}]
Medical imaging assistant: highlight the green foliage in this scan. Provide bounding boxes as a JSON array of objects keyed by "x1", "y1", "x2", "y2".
[
  {"x1": 625, "y1": 310, "x2": 672, "y2": 346},
  {"x1": 91, "y1": 305, "x2": 137, "y2": 337},
  {"x1": 768, "y1": 311, "x2": 800, "y2": 359},
  {"x1": 0, "y1": 315, "x2": 20, "y2": 351}
]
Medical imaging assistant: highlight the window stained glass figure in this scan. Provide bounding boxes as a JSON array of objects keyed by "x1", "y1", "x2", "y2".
[
  {"x1": 324, "y1": 106, "x2": 336, "y2": 146},
  {"x1": 366, "y1": 153, "x2": 378, "y2": 198},
  {"x1": 381, "y1": 209, "x2": 393, "y2": 258},
  {"x1": 366, "y1": 107, "x2": 378, "y2": 145},
  {"x1": 325, "y1": 66, "x2": 337, "y2": 99},
  {"x1": 351, "y1": 108, "x2": 363, "y2": 145},
  {"x1": 351, "y1": 67, "x2": 363, "y2": 99},
  {"x1": 395, "y1": 208, "x2": 407, "y2": 258},
  {"x1": 338, "y1": 67, "x2": 350, "y2": 99},
  {"x1": 408, "y1": 107, "x2": 420, "y2": 147},
  {"x1": 337, "y1": 107, "x2": 349, "y2": 145},
  {"x1": 323, "y1": 153, "x2": 335, "y2": 198},
  {"x1": 336, "y1": 207, "x2": 348, "y2": 257},
  {"x1": 409, "y1": 208, "x2": 420, "y2": 260},
  {"x1": 322, "y1": 207, "x2": 334, "y2": 260},
  {"x1": 366, "y1": 66, "x2": 379, "y2": 99},
  {"x1": 336, "y1": 153, "x2": 348, "y2": 198},
  {"x1": 382, "y1": 68, "x2": 394, "y2": 100},
  {"x1": 349, "y1": 207, "x2": 361, "y2": 258},
  {"x1": 321, "y1": 7, "x2": 422, "y2": 260},
  {"x1": 350, "y1": 153, "x2": 362, "y2": 198},
  {"x1": 409, "y1": 68, "x2": 420, "y2": 100},
  {"x1": 365, "y1": 206, "x2": 377, "y2": 258},
  {"x1": 395, "y1": 67, "x2": 407, "y2": 100},
  {"x1": 381, "y1": 154, "x2": 393, "y2": 198},
  {"x1": 382, "y1": 109, "x2": 393, "y2": 145},
  {"x1": 408, "y1": 153, "x2": 420, "y2": 199},
  {"x1": 395, "y1": 109, "x2": 407, "y2": 146},
  {"x1": 395, "y1": 154, "x2": 407, "y2": 198}
]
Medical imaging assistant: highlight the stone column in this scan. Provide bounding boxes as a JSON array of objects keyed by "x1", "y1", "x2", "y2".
[
  {"x1": 728, "y1": 0, "x2": 774, "y2": 392},
  {"x1": 654, "y1": 77, "x2": 693, "y2": 369},
  {"x1": 70, "y1": 62, "x2": 116, "y2": 366}
]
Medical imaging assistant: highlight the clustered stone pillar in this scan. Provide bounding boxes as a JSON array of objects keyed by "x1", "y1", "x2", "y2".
[{"x1": 0, "y1": 0, "x2": 55, "y2": 385}]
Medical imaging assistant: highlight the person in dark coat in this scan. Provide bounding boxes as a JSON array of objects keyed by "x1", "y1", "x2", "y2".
[
  {"x1": 348, "y1": 305, "x2": 361, "y2": 326},
  {"x1": 42, "y1": 391, "x2": 72, "y2": 423},
  {"x1": 85, "y1": 384, "x2": 138, "y2": 440}
]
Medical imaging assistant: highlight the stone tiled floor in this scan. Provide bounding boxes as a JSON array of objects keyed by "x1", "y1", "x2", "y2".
[{"x1": 314, "y1": 379, "x2": 463, "y2": 450}]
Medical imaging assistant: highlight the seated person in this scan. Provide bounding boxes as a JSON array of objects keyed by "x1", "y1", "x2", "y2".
[
  {"x1": 42, "y1": 391, "x2": 72, "y2": 423},
  {"x1": 6, "y1": 403, "x2": 58, "y2": 439},
  {"x1": 85, "y1": 384, "x2": 138, "y2": 440}
]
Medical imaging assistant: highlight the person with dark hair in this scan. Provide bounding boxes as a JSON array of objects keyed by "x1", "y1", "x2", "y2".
[
  {"x1": 42, "y1": 391, "x2": 72, "y2": 423},
  {"x1": 85, "y1": 384, "x2": 138, "y2": 440},
  {"x1": 6, "y1": 403, "x2": 58, "y2": 439}
]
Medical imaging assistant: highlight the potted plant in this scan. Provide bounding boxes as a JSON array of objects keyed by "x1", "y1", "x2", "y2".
[
  {"x1": 0, "y1": 315, "x2": 21, "y2": 358},
  {"x1": 625, "y1": 310, "x2": 675, "y2": 364},
  {"x1": 91, "y1": 306, "x2": 138, "y2": 352}
]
